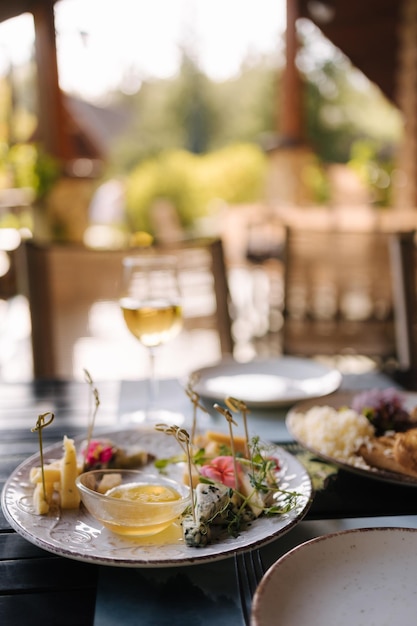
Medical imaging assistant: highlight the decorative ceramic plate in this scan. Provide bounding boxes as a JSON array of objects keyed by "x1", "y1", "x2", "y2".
[
  {"x1": 1, "y1": 427, "x2": 312, "y2": 568},
  {"x1": 190, "y1": 357, "x2": 342, "y2": 408},
  {"x1": 286, "y1": 391, "x2": 417, "y2": 487},
  {"x1": 251, "y1": 527, "x2": 417, "y2": 626}
]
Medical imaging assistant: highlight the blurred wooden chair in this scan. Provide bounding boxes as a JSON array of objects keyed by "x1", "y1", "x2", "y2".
[
  {"x1": 22, "y1": 237, "x2": 233, "y2": 379},
  {"x1": 282, "y1": 226, "x2": 397, "y2": 365},
  {"x1": 388, "y1": 230, "x2": 417, "y2": 388}
]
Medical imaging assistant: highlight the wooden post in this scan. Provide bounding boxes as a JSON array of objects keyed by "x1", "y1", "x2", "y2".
[
  {"x1": 394, "y1": 0, "x2": 417, "y2": 209},
  {"x1": 32, "y1": 0, "x2": 71, "y2": 161},
  {"x1": 279, "y1": 0, "x2": 305, "y2": 144},
  {"x1": 265, "y1": 0, "x2": 316, "y2": 207}
]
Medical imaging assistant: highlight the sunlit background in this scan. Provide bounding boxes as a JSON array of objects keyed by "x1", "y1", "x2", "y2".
[
  {"x1": 0, "y1": 0, "x2": 287, "y2": 99},
  {"x1": 0, "y1": 0, "x2": 406, "y2": 381}
]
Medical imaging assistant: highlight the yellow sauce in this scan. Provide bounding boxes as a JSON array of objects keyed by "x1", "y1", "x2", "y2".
[
  {"x1": 100, "y1": 482, "x2": 184, "y2": 537},
  {"x1": 107, "y1": 483, "x2": 181, "y2": 503}
]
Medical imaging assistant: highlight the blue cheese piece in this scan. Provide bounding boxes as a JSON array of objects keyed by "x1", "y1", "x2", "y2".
[
  {"x1": 195, "y1": 482, "x2": 230, "y2": 522},
  {"x1": 182, "y1": 483, "x2": 231, "y2": 547},
  {"x1": 182, "y1": 515, "x2": 211, "y2": 547}
]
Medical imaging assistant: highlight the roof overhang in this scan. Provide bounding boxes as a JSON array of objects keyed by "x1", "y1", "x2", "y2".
[{"x1": 297, "y1": 0, "x2": 401, "y2": 104}]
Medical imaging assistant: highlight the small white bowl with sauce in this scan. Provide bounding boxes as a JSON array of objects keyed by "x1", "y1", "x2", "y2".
[{"x1": 75, "y1": 468, "x2": 191, "y2": 537}]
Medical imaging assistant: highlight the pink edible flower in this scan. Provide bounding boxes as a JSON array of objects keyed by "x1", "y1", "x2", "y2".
[
  {"x1": 200, "y1": 456, "x2": 238, "y2": 488},
  {"x1": 85, "y1": 440, "x2": 114, "y2": 466},
  {"x1": 267, "y1": 456, "x2": 281, "y2": 471}
]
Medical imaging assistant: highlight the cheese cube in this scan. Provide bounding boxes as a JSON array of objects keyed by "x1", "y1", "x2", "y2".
[
  {"x1": 60, "y1": 435, "x2": 81, "y2": 509},
  {"x1": 30, "y1": 461, "x2": 61, "y2": 484},
  {"x1": 33, "y1": 481, "x2": 54, "y2": 515}
]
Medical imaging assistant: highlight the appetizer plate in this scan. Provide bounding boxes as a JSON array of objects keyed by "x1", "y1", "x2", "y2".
[
  {"x1": 286, "y1": 391, "x2": 417, "y2": 487},
  {"x1": 190, "y1": 357, "x2": 342, "y2": 408},
  {"x1": 251, "y1": 527, "x2": 417, "y2": 626},
  {"x1": 1, "y1": 427, "x2": 312, "y2": 568}
]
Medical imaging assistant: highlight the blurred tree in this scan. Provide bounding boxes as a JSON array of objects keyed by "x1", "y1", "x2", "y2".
[
  {"x1": 125, "y1": 143, "x2": 266, "y2": 236},
  {"x1": 0, "y1": 22, "x2": 404, "y2": 219},
  {"x1": 109, "y1": 36, "x2": 401, "y2": 176},
  {"x1": 108, "y1": 48, "x2": 279, "y2": 170},
  {"x1": 169, "y1": 51, "x2": 216, "y2": 154},
  {"x1": 348, "y1": 139, "x2": 396, "y2": 207}
]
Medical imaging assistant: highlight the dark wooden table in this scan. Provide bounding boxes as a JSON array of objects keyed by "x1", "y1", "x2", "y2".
[{"x1": 1, "y1": 374, "x2": 417, "y2": 626}]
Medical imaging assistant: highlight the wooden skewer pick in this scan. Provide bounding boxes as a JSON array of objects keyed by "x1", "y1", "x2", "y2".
[
  {"x1": 154, "y1": 423, "x2": 196, "y2": 523},
  {"x1": 31, "y1": 412, "x2": 55, "y2": 501},
  {"x1": 225, "y1": 396, "x2": 250, "y2": 457},
  {"x1": 185, "y1": 386, "x2": 208, "y2": 443},
  {"x1": 83, "y1": 368, "x2": 100, "y2": 469},
  {"x1": 213, "y1": 403, "x2": 239, "y2": 489}
]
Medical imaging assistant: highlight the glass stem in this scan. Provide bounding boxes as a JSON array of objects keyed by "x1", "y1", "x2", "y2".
[{"x1": 148, "y1": 347, "x2": 158, "y2": 407}]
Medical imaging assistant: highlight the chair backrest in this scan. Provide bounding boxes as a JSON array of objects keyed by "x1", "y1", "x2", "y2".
[
  {"x1": 282, "y1": 226, "x2": 396, "y2": 362},
  {"x1": 160, "y1": 238, "x2": 233, "y2": 355},
  {"x1": 388, "y1": 230, "x2": 417, "y2": 387},
  {"x1": 22, "y1": 237, "x2": 233, "y2": 379}
]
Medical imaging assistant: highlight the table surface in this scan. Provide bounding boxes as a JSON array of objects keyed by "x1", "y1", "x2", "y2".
[{"x1": 2, "y1": 371, "x2": 417, "y2": 626}]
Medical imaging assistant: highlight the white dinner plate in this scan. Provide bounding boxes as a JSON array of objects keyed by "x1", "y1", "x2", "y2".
[
  {"x1": 286, "y1": 391, "x2": 417, "y2": 487},
  {"x1": 190, "y1": 357, "x2": 342, "y2": 408},
  {"x1": 1, "y1": 427, "x2": 312, "y2": 568},
  {"x1": 251, "y1": 527, "x2": 417, "y2": 626}
]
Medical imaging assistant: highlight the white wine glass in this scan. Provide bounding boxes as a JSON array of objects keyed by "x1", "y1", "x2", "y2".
[{"x1": 119, "y1": 253, "x2": 184, "y2": 423}]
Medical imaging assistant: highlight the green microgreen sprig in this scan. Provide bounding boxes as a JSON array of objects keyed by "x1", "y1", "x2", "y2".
[
  {"x1": 208, "y1": 432, "x2": 303, "y2": 534},
  {"x1": 153, "y1": 429, "x2": 303, "y2": 540}
]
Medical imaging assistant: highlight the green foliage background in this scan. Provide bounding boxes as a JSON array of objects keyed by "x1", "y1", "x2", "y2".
[
  {"x1": 0, "y1": 24, "x2": 404, "y2": 236},
  {"x1": 125, "y1": 144, "x2": 267, "y2": 234}
]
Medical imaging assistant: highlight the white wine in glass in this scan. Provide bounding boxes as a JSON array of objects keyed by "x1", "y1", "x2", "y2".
[{"x1": 119, "y1": 254, "x2": 183, "y2": 423}]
